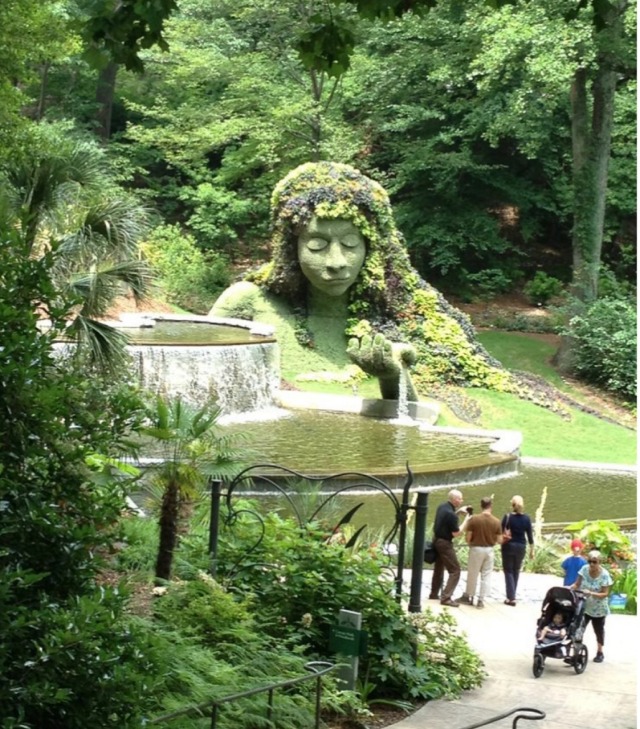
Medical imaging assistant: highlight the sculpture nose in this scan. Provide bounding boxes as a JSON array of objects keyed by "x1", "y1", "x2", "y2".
[{"x1": 325, "y1": 240, "x2": 347, "y2": 271}]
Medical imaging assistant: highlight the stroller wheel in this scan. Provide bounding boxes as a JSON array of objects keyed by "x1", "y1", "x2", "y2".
[
  {"x1": 573, "y1": 643, "x2": 588, "y2": 674},
  {"x1": 533, "y1": 652, "x2": 545, "y2": 678}
]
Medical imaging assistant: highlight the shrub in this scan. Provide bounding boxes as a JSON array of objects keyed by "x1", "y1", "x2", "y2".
[
  {"x1": 563, "y1": 297, "x2": 637, "y2": 399},
  {"x1": 465, "y1": 268, "x2": 516, "y2": 301},
  {"x1": 0, "y1": 585, "x2": 158, "y2": 729},
  {"x1": 216, "y1": 514, "x2": 485, "y2": 701},
  {"x1": 0, "y1": 226, "x2": 152, "y2": 727},
  {"x1": 141, "y1": 224, "x2": 231, "y2": 313},
  {"x1": 150, "y1": 572, "x2": 350, "y2": 727},
  {"x1": 565, "y1": 519, "x2": 635, "y2": 567},
  {"x1": 185, "y1": 182, "x2": 257, "y2": 253},
  {"x1": 523, "y1": 271, "x2": 564, "y2": 305}
]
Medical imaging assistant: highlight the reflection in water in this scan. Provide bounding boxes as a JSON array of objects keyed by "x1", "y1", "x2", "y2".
[
  {"x1": 126, "y1": 321, "x2": 267, "y2": 345},
  {"x1": 220, "y1": 411, "x2": 636, "y2": 526},
  {"x1": 135, "y1": 395, "x2": 636, "y2": 528}
]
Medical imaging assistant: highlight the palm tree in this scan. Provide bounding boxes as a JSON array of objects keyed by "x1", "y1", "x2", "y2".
[
  {"x1": 142, "y1": 396, "x2": 244, "y2": 581},
  {"x1": 0, "y1": 122, "x2": 153, "y2": 369}
]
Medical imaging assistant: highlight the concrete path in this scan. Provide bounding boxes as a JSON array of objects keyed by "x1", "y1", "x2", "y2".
[{"x1": 388, "y1": 571, "x2": 637, "y2": 729}]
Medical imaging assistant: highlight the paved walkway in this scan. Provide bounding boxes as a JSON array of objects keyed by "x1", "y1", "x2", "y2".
[{"x1": 388, "y1": 570, "x2": 637, "y2": 729}]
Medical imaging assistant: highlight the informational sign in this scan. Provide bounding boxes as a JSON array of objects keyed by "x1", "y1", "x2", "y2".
[{"x1": 330, "y1": 609, "x2": 366, "y2": 690}]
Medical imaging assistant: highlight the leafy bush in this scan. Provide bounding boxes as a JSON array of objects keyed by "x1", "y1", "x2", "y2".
[
  {"x1": 466, "y1": 268, "x2": 516, "y2": 301},
  {"x1": 0, "y1": 584, "x2": 159, "y2": 729},
  {"x1": 216, "y1": 514, "x2": 485, "y2": 701},
  {"x1": 141, "y1": 224, "x2": 231, "y2": 313},
  {"x1": 523, "y1": 271, "x2": 564, "y2": 305},
  {"x1": 563, "y1": 297, "x2": 637, "y2": 399},
  {"x1": 185, "y1": 183, "x2": 256, "y2": 253},
  {"x1": 149, "y1": 572, "x2": 352, "y2": 728},
  {"x1": 565, "y1": 519, "x2": 635, "y2": 566},
  {"x1": 0, "y1": 225, "x2": 153, "y2": 727},
  {"x1": 598, "y1": 265, "x2": 636, "y2": 300}
]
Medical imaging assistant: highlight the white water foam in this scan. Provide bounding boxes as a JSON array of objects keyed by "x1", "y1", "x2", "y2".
[{"x1": 130, "y1": 342, "x2": 280, "y2": 415}]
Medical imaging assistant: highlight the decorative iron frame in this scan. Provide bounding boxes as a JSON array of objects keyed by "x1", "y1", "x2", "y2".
[
  {"x1": 208, "y1": 463, "x2": 414, "y2": 601},
  {"x1": 459, "y1": 707, "x2": 546, "y2": 727}
]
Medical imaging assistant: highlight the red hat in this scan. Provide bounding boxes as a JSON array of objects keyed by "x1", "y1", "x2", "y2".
[{"x1": 570, "y1": 539, "x2": 584, "y2": 550}]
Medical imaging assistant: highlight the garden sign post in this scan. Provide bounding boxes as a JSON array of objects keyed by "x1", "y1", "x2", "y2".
[{"x1": 329, "y1": 609, "x2": 366, "y2": 690}]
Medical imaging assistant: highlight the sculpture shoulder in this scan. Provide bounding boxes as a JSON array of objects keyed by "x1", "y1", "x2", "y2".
[{"x1": 208, "y1": 281, "x2": 268, "y2": 319}]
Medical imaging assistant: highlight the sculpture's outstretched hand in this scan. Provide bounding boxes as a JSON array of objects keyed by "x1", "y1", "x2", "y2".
[
  {"x1": 347, "y1": 333, "x2": 415, "y2": 376},
  {"x1": 347, "y1": 333, "x2": 418, "y2": 401}
]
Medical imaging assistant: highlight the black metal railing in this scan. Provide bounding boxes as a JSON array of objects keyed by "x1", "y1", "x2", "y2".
[
  {"x1": 146, "y1": 660, "x2": 336, "y2": 728},
  {"x1": 458, "y1": 706, "x2": 546, "y2": 728}
]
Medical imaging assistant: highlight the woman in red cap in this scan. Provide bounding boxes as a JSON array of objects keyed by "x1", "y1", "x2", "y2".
[{"x1": 562, "y1": 538, "x2": 587, "y2": 586}]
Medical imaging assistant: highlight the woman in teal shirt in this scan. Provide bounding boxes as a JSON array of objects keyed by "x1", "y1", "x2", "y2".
[{"x1": 570, "y1": 550, "x2": 613, "y2": 663}]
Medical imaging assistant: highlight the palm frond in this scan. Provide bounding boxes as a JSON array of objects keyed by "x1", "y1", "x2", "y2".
[
  {"x1": 65, "y1": 316, "x2": 130, "y2": 372},
  {"x1": 64, "y1": 259, "x2": 152, "y2": 317}
]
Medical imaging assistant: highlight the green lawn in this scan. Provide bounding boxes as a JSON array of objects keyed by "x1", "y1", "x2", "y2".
[
  {"x1": 468, "y1": 387, "x2": 636, "y2": 463},
  {"x1": 476, "y1": 331, "x2": 565, "y2": 386}
]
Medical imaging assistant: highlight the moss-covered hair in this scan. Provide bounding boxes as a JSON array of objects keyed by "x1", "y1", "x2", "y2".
[{"x1": 263, "y1": 161, "x2": 416, "y2": 317}]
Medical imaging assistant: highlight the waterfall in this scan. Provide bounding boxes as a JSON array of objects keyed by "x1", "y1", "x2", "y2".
[
  {"x1": 386, "y1": 367, "x2": 415, "y2": 425},
  {"x1": 398, "y1": 367, "x2": 409, "y2": 418},
  {"x1": 129, "y1": 342, "x2": 280, "y2": 415}
]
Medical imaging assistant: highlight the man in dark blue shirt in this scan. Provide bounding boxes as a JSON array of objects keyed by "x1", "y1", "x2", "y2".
[{"x1": 428, "y1": 489, "x2": 472, "y2": 607}]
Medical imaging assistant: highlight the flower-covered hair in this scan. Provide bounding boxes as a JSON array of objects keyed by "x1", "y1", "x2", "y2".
[{"x1": 263, "y1": 161, "x2": 415, "y2": 318}]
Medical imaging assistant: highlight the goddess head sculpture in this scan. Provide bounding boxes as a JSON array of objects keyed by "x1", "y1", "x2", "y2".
[
  {"x1": 263, "y1": 161, "x2": 416, "y2": 319},
  {"x1": 237, "y1": 160, "x2": 510, "y2": 392}
]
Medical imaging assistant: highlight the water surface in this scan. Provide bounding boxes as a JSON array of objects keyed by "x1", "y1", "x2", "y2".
[{"x1": 126, "y1": 321, "x2": 268, "y2": 345}]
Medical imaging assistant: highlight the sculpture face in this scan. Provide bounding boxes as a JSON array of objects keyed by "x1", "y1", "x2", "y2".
[{"x1": 297, "y1": 216, "x2": 366, "y2": 296}]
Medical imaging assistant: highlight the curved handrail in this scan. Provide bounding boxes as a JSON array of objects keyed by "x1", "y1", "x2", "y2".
[{"x1": 459, "y1": 706, "x2": 546, "y2": 728}]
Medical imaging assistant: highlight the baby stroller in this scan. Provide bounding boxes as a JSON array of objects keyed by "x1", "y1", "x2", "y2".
[{"x1": 532, "y1": 586, "x2": 588, "y2": 678}]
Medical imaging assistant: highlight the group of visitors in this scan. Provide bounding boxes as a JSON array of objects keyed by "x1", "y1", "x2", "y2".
[
  {"x1": 428, "y1": 489, "x2": 534, "y2": 608},
  {"x1": 427, "y1": 490, "x2": 613, "y2": 663}
]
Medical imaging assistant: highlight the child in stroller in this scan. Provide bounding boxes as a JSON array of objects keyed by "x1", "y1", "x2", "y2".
[
  {"x1": 537, "y1": 612, "x2": 567, "y2": 649},
  {"x1": 532, "y1": 586, "x2": 588, "y2": 678}
]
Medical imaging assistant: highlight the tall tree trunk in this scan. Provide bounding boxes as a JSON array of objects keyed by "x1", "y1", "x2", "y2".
[
  {"x1": 555, "y1": 1, "x2": 624, "y2": 372},
  {"x1": 95, "y1": 61, "x2": 118, "y2": 142},
  {"x1": 155, "y1": 481, "x2": 179, "y2": 580},
  {"x1": 36, "y1": 62, "x2": 50, "y2": 121},
  {"x1": 570, "y1": 68, "x2": 617, "y2": 305}
]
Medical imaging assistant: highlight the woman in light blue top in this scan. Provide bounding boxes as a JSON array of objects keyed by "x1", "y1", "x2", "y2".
[{"x1": 570, "y1": 550, "x2": 613, "y2": 663}]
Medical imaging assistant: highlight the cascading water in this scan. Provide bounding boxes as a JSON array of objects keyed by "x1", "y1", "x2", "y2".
[{"x1": 129, "y1": 342, "x2": 280, "y2": 415}]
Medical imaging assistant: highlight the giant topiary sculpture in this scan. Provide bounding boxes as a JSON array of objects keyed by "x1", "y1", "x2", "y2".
[{"x1": 210, "y1": 161, "x2": 514, "y2": 402}]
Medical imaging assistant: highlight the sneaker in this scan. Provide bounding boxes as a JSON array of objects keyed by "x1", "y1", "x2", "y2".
[
  {"x1": 476, "y1": 600, "x2": 485, "y2": 609},
  {"x1": 594, "y1": 652, "x2": 604, "y2": 663},
  {"x1": 440, "y1": 598, "x2": 460, "y2": 608},
  {"x1": 461, "y1": 593, "x2": 474, "y2": 605}
]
